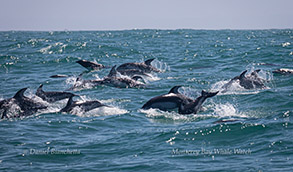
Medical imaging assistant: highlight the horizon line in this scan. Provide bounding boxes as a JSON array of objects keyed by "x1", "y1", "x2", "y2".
[{"x1": 0, "y1": 27, "x2": 292, "y2": 32}]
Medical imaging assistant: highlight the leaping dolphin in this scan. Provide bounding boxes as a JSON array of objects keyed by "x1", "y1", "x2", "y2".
[
  {"x1": 116, "y1": 58, "x2": 160, "y2": 74},
  {"x1": 142, "y1": 86, "x2": 193, "y2": 111},
  {"x1": 68, "y1": 66, "x2": 145, "y2": 90},
  {"x1": 222, "y1": 70, "x2": 266, "y2": 92},
  {"x1": 76, "y1": 60, "x2": 105, "y2": 71},
  {"x1": 60, "y1": 95, "x2": 109, "y2": 113},
  {"x1": 273, "y1": 68, "x2": 293, "y2": 75},
  {"x1": 36, "y1": 84, "x2": 76, "y2": 103},
  {"x1": 101, "y1": 65, "x2": 146, "y2": 88}
]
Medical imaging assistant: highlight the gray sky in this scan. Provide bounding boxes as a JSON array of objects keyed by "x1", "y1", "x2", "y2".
[{"x1": 0, "y1": 0, "x2": 292, "y2": 31}]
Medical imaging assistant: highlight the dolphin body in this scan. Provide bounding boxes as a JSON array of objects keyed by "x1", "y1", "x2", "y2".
[
  {"x1": 69, "y1": 66, "x2": 145, "y2": 90},
  {"x1": 1, "y1": 88, "x2": 47, "y2": 119},
  {"x1": 76, "y1": 60, "x2": 105, "y2": 71},
  {"x1": 273, "y1": 68, "x2": 293, "y2": 75},
  {"x1": 222, "y1": 70, "x2": 266, "y2": 92},
  {"x1": 36, "y1": 84, "x2": 76, "y2": 103},
  {"x1": 237, "y1": 70, "x2": 266, "y2": 89},
  {"x1": 101, "y1": 65, "x2": 145, "y2": 88},
  {"x1": 116, "y1": 58, "x2": 160, "y2": 74},
  {"x1": 141, "y1": 86, "x2": 192, "y2": 111},
  {"x1": 50, "y1": 74, "x2": 69, "y2": 78},
  {"x1": 142, "y1": 86, "x2": 218, "y2": 114},
  {"x1": 60, "y1": 96, "x2": 108, "y2": 113}
]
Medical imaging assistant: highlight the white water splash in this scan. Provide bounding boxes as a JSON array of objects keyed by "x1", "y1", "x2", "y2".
[
  {"x1": 71, "y1": 106, "x2": 128, "y2": 117},
  {"x1": 140, "y1": 108, "x2": 214, "y2": 123},
  {"x1": 39, "y1": 42, "x2": 67, "y2": 54},
  {"x1": 151, "y1": 58, "x2": 170, "y2": 73},
  {"x1": 210, "y1": 80, "x2": 258, "y2": 95},
  {"x1": 212, "y1": 103, "x2": 247, "y2": 118}
]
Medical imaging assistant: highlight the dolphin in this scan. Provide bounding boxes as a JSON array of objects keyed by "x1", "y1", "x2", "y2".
[
  {"x1": 68, "y1": 66, "x2": 145, "y2": 90},
  {"x1": 76, "y1": 60, "x2": 105, "y2": 71},
  {"x1": 50, "y1": 74, "x2": 69, "y2": 78},
  {"x1": 237, "y1": 70, "x2": 266, "y2": 89},
  {"x1": 142, "y1": 86, "x2": 192, "y2": 111},
  {"x1": 101, "y1": 65, "x2": 146, "y2": 88},
  {"x1": 178, "y1": 90, "x2": 218, "y2": 115},
  {"x1": 273, "y1": 68, "x2": 293, "y2": 75},
  {"x1": 67, "y1": 73, "x2": 104, "y2": 91},
  {"x1": 116, "y1": 58, "x2": 160, "y2": 74},
  {"x1": 221, "y1": 70, "x2": 266, "y2": 92},
  {"x1": 1, "y1": 88, "x2": 47, "y2": 119},
  {"x1": 60, "y1": 95, "x2": 108, "y2": 113},
  {"x1": 36, "y1": 84, "x2": 76, "y2": 103}
]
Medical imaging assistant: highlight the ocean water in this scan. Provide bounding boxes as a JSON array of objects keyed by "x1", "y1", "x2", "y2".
[{"x1": 0, "y1": 29, "x2": 292, "y2": 171}]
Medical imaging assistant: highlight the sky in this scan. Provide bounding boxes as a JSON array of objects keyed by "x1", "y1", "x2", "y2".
[{"x1": 0, "y1": 0, "x2": 292, "y2": 31}]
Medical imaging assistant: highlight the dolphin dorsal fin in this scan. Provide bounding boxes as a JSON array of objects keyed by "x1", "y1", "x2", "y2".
[
  {"x1": 108, "y1": 65, "x2": 117, "y2": 77},
  {"x1": 37, "y1": 84, "x2": 44, "y2": 92},
  {"x1": 144, "y1": 58, "x2": 155, "y2": 66},
  {"x1": 66, "y1": 96, "x2": 75, "y2": 106},
  {"x1": 168, "y1": 86, "x2": 181, "y2": 94},
  {"x1": 239, "y1": 70, "x2": 247, "y2": 79},
  {"x1": 13, "y1": 88, "x2": 28, "y2": 99}
]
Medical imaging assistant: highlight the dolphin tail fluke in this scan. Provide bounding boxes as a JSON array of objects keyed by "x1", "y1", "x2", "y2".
[
  {"x1": 144, "y1": 58, "x2": 155, "y2": 65},
  {"x1": 201, "y1": 90, "x2": 219, "y2": 98},
  {"x1": 13, "y1": 88, "x2": 28, "y2": 99}
]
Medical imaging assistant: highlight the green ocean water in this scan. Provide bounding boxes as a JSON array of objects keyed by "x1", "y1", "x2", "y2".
[{"x1": 0, "y1": 29, "x2": 292, "y2": 171}]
